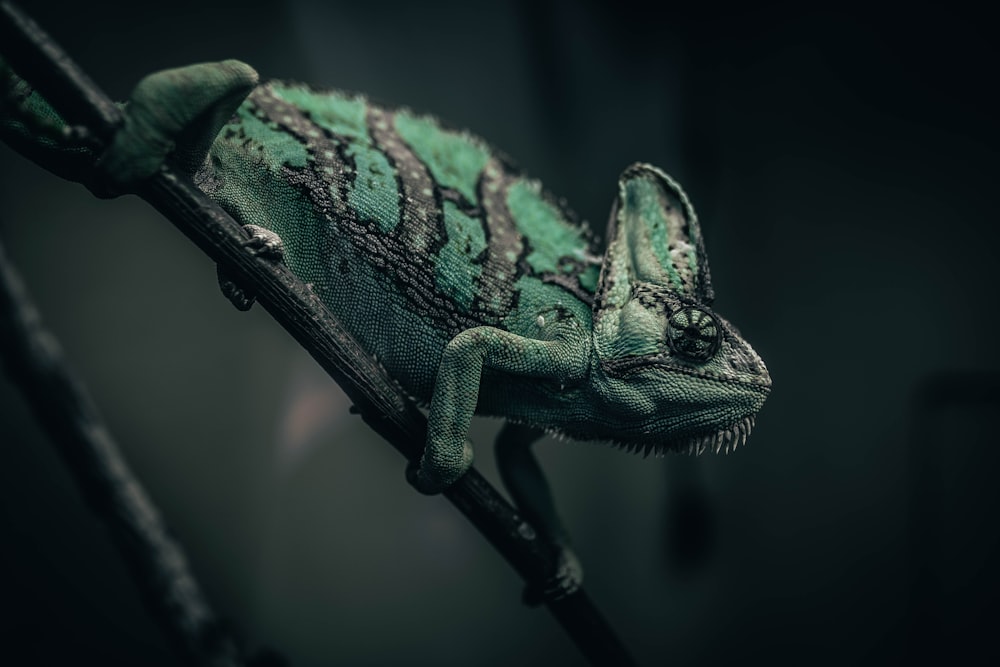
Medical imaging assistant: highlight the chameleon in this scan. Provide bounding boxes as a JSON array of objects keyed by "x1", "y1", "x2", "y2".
[{"x1": 0, "y1": 58, "x2": 771, "y2": 599}]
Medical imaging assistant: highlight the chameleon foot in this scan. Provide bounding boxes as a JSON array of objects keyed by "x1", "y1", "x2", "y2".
[
  {"x1": 241, "y1": 224, "x2": 284, "y2": 260},
  {"x1": 405, "y1": 437, "x2": 474, "y2": 495},
  {"x1": 218, "y1": 225, "x2": 284, "y2": 311},
  {"x1": 405, "y1": 458, "x2": 466, "y2": 495},
  {"x1": 405, "y1": 461, "x2": 439, "y2": 495},
  {"x1": 522, "y1": 546, "x2": 583, "y2": 606}
]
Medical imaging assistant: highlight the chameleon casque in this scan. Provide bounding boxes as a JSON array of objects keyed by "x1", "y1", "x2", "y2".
[{"x1": 1, "y1": 59, "x2": 771, "y2": 598}]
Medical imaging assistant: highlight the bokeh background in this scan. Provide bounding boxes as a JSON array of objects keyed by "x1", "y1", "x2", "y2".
[{"x1": 1, "y1": 1, "x2": 997, "y2": 665}]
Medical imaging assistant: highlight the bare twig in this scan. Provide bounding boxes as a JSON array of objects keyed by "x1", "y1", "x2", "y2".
[
  {"x1": 0, "y1": 2, "x2": 636, "y2": 664},
  {"x1": 0, "y1": 238, "x2": 247, "y2": 666}
]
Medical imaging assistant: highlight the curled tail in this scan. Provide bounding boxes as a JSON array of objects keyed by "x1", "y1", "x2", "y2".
[
  {"x1": 0, "y1": 58, "x2": 258, "y2": 196},
  {"x1": 0, "y1": 56, "x2": 98, "y2": 186}
]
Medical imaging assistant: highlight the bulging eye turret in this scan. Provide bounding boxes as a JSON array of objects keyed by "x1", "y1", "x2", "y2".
[{"x1": 666, "y1": 307, "x2": 720, "y2": 362}]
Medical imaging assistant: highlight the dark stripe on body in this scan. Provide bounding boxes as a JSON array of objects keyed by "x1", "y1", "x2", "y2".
[
  {"x1": 248, "y1": 85, "x2": 494, "y2": 334},
  {"x1": 365, "y1": 107, "x2": 446, "y2": 258},
  {"x1": 247, "y1": 87, "x2": 353, "y2": 221},
  {"x1": 470, "y1": 157, "x2": 522, "y2": 319},
  {"x1": 537, "y1": 259, "x2": 598, "y2": 306},
  {"x1": 527, "y1": 184, "x2": 599, "y2": 306}
]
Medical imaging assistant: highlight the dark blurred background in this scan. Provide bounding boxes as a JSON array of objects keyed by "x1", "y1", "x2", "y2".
[{"x1": 1, "y1": 1, "x2": 997, "y2": 665}]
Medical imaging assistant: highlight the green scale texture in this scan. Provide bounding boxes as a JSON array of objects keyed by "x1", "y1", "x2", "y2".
[{"x1": 200, "y1": 81, "x2": 601, "y2": 409}]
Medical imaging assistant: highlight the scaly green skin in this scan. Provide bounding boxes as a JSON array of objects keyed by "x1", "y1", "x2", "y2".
[{"x1": 1, "y1": 59, "x2": 771, "y2": 597}]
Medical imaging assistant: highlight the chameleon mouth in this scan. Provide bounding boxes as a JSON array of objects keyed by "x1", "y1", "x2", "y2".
[{"x1": 613, "y1": 415, "x2": 756, "y2": 458}]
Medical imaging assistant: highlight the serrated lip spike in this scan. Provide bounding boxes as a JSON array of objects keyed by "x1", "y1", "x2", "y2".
[
  {"x1": 679, "y1": 414, "x2": 758, "y2": 457},
  {"x1": 612, "y1": 413, "x2": 759, "y2": 458}
]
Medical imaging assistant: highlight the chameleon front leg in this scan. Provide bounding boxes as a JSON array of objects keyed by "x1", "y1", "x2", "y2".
[
  {"x1": 496, "y1": 422, "x2": 582, "y2": 602},
  {"x1": 408, "y1": 324, "x2": 588, "y2": 493}
]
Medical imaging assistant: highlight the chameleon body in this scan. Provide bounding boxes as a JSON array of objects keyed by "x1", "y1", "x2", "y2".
[{"x1": 1, "y1": 59, "x2": 771, "y2": 597}]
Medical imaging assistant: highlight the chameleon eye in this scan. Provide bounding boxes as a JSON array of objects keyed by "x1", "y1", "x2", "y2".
[{"x1": 666, "y1": 307, "x2": 720, "y2": 362}]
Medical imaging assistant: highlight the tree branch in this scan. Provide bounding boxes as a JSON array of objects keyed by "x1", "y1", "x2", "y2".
[
  {"x1": 0, "y1": 2, "x2": 636, "y2": 664},
  {"x1": 0, "y1": 237, "x2": 248, "y2": 666}
]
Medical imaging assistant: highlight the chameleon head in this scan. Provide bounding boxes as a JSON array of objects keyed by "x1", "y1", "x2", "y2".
[{"x1": 588, "y1": 164, "x2": 771, "y2": 455}]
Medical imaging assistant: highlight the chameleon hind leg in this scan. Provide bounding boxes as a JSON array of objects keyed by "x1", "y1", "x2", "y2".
[
  {"x1": 217, "y1": 224, "x2": 285, "y2": 311},
  {"x1": 96, "y1": 60, "x2": 258, "y2": 193},
  {"x1": 496, "y1": 422, "x2": 582, "y2": 603},
  {"x1": 92, "y1": 60, "x2": 281, "y2": 309}
]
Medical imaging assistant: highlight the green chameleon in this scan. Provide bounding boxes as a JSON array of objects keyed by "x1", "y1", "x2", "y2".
[{"x1": 1, "y1": 59, "x2": 771, "y2": 599}]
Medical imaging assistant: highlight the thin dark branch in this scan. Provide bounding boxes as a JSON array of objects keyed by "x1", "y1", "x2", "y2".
[
  {"x1": 0, "y1": 239, "x2": 246, "y2": 667},
  {"x1": 0, "y1": 0, "x2": 120, "y2": 142},
  {"x1": 0, "y1": 2, "x2": 636, "y2": 665}
]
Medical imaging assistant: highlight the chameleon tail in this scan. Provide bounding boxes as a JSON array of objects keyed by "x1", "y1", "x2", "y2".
[
  {"x1": 0, "y1": 56, "x2": 98, "y2": 185},
  {"x1": 0, "y1": 58, "x2": 258, "y2": 196}
]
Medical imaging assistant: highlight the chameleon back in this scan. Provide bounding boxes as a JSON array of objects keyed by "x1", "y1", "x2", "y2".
[{"x1": 199, "y1": 82, "x2": 600, "y2": 403}]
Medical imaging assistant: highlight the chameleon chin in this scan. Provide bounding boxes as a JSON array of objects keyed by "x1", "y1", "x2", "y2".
[{"x1": 1, "y1": 58, "x2": 770, "y2": 601}]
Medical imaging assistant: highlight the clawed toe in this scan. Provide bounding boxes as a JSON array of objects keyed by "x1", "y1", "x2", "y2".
[
  {"x1": 217, "y1": 225, "x2": 285, "y2": 310},
  {"x1": 405, "y1": 461, "x2": 445, "y2": 495},
  {"x1": 522, "y1": 548, "x2": 582, "y2": 606},
  {"x1": 241, "y1": 224, "x2": 284, "y2": 259},
  {"x1": 217, "y1": 264, "x2": 256, "y2": 311}
]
